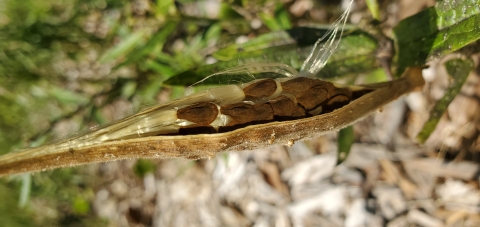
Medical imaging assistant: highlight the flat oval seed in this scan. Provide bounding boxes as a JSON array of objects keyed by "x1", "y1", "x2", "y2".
[
  {"x1": 281, "y1": 77, "x2": 333, "y2": 95},
  {"x1": 269, "y1": 95, "x2": 296, "y2": 116},
  {"x1": 280, "y1": 77, "x2": 314, "y2": 94},
  {"x1": 273, "y1": 93, "x2": 306, "y2": 117},
  {"x1": 281, "y1": 77, "x2": 334, "y2": 110},
  {"x1": 331, "y1": 87, "x2": 352, "y2": 100},
  {"x1": 164, "y1": 85, "x2": 245, "y2": 108},
  {"x1": 291, "y1": 105, "x2": 307, "y2": 117},
  {"x1": 221, "y1": 103, "x2": 274, "y2": 126},
  {"x1": 296, "y1": 85, "x2": 329, "y2": 110},
  {"x1": 177, "y1": 102, "x2": 219, "y2": 125},
  {"x1": 243, "y1": 79, "x2": 277, "y2": 99},
  {"x1": 324, "y1": 95, "x2": 350, "y2": 112}
]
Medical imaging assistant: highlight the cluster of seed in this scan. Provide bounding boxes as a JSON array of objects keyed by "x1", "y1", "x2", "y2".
[
  {"x1": 61, "y1": 77, "x2": 370, "y2": 145},
  {"x1": 175, "y1": 77, "x2": 353, "y2": 134}
]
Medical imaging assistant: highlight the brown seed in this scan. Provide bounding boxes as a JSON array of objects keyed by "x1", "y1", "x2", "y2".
[
  {"x1": 291, "y1": 106, "x2": 307, "y2": 117},
  {"x1": 221, "y1": 102, "x2": 274, "y2": 126},
  {"x1": 331, "y1": 86, "x2": 352, "y2": 99},
  {"x1": 281, "y1": 77, "x2": 334, "y2": 95},
  {"x1": 243, "y1": 79, "x2": 277, "y2": 99},
  {"x1": 269, "y1": 95, "x2": 306, "y2": 117},
  {"x1": 324, "y1": 95, "x2": 350, "y2": 112},
  {"x1": 281, "y1": 77, "x2": 334, "y2": 110},
  {"x1": 177, "y1": 102, "x2": 219, "y2": 125},
  {"x1": 296, "y1": 85, "x2": 329, "y2": 110},
  {"x1": 328, "y1": 95, "x2": 350, "y2": 106},
  {"x1": 269, "y1": 95, "x2": 295, "y2": 116}
]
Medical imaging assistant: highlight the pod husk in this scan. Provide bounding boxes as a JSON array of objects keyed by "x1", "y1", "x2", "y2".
[{"x1": 0, "y1": 68, "x2": 424, "y2": 176}]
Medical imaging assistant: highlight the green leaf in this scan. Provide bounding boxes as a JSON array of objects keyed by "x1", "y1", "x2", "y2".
[
  {"x1": 258, "y1": 12, "x2": 281, "y2": 31},
  {"x1": 213, "y1": 31, "x2": 292, "y2": 61},
  {"x1": 205, "y1": 23, "x2": 222, "y2": 42},
  {"x1": 133, "y1": 159, "x2": 156, "y2": 178},
  {"x1": 362, "y1": 68, "x2": 388, "y2": 84},
  {"x1": 117, "y1": 22, "x2": 177, "y2": 68},
  {"x1": 218, "y1": 3, "x2": 242, "y2": 19},
  {"x1": 72, "y1": 197, "x2": 90, "y2": 215},
  {"x1": 213, "y1": 26, "x2": 337, "y2": 61},
  {"x1": 318, "y1": 31, "x2": 378, "y2": 79},
  {"x1": 276, "y1": 6, "x2": 291, "y2": 29},
  {"x1": 185, "y1": 34, "x2": 204, "y2": 55},
  {"x1": 93, "y1": 108, "x2": 108, "y2": 125},
  {"x1": 121, "y1": 81, "x2": 137, "y2": 99},
  {"x1": 166, "y1": 45, "x2": 302, "y2": 86},
  {"x1": 50, "y1": 87, "x2": 89, "y2": 105},
  {"x1": 337, "y1": 126, "x2": 354, "y2": 164},
  {"x1": 365, "y1": 0, "x2": 380, "y2": 20},
  {"x1": 393, "y1": 0, "x2": 480, "y2": 75},
  {"x1": 155, "y1": 0, "x2": 174, "y2": 16},
  {"x1": 144, "y1": 60, "x2": 176, "y2": 77},
  {"x1": 165, "y1": 28, "x2": 378, "y2": 86},
  {"x1": 417, "y1": 58, "x2": 474, "y2": 143},
  {"x1": 99, "y1": 30, "x2": 147, "y2": 63},
  {"x1": 19, "y1": 173, "x2": 31, "y2": 207},
  {"x1": 258, "y1": 4, "x2": 291, "y2": 31}
]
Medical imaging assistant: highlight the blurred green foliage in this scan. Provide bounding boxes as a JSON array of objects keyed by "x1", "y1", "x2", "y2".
[
  {"x1": 0, "y1": 0, "x2": 127, "y2": 153},
  {"x1": 134, "y1": 159, "x2": 157, "y2": 178}
]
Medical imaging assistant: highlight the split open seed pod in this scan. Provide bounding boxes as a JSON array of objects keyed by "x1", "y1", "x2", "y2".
[{"x1": 0, "y1": 67, "x2": 425, "y2": 176}]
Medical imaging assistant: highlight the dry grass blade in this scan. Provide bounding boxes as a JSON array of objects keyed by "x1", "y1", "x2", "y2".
[{"x1": 0, "y1": 68, "x2": 425, "y2": 176}]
